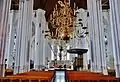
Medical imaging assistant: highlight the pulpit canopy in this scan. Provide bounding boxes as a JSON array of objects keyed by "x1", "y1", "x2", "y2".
[{"x1": 67, "y1": 48, "x2": 88, "y2": 55}]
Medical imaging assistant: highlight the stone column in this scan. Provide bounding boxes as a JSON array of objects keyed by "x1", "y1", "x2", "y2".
[
  {"x1": 34, "y1": 9, "x2": 46, "y2": 70},
  {"x1": 29, "y1": 21, "x2": 35, "y2": 69},
  {"x1": 87, "y1": 0, "x2": 95, "y2": 72},
  {"x1": 29, "y1": 36, "x2": 35, "y2": 68},
  {"x1": 40, "y1": 10, "x2": 46, "y2": 67},
  {"x1": 0, "y1": 0, "x2": 11, "y2": 76},
  {"x1": 34, "y1": 16, "x2": 41, "y2": 69},
  {"x1": 14, "y1": 0, "x2": 33, "y2": 73},
  {"x1": 87, "y1": 0, "x2": 108, "y2": 74},
  {"x1": 102, "y1": 10, "x2": 114, "y2": 70},
  {"x1": 19, "y1": 0, "x2": 33, "y2": 73},
  {"x1": 5, "y1": 10, "x2": 19, "y2": 69},
  {"x1": 109, "y1": 0, "x2": 120, "y2": 77},
  {"x1": 4, "y1": 10, "x2": 13, "y2": 68},
  {"x1": 14, "y1": 0, "x2": 24, "y2": 74},
  {"x1": 43, "y1": 22, "x2": 51, "y2": 68}
]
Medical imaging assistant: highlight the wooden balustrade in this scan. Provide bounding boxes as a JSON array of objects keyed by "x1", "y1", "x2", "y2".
[{"x1": 0, "y1": 71, "x2": 55, "y2": 82}]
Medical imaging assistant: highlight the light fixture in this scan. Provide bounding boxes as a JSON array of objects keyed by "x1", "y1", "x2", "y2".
[{"x1": 48, "y1": 0, "x2": 75, "y2": 40}]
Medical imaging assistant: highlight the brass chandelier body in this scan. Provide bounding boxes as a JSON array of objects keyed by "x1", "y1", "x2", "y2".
[{"x1": 49, "y1": 0, "x2": 75, "y2": 40}]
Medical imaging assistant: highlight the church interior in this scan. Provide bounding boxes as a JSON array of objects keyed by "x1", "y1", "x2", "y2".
[{"x1": 0, "y1": 0, "x2": 120, "y2": 82}]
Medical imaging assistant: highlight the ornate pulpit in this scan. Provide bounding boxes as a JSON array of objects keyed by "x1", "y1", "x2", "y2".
[{"x1": 67, "y1": 48, "x2": 88, "y2": 71}]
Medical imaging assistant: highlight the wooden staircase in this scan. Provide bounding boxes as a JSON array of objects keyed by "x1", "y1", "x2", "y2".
[{"x1": 66, "y1": 71, "x2": 120, "y2": 82}]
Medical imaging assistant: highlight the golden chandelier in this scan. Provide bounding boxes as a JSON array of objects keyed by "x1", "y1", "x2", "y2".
[{"x1": 48, "y1": 0, "x2": 75, "y2": 40}]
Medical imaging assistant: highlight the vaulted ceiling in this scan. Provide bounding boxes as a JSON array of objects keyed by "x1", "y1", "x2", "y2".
[
  {"x1": 11, "y1": 0, "x2": 109, "y2": 20},
  {"x1": 33, "y1": 0, "x2": 109, "y2": 20},
  {"x1": 11, "y1": 0, "x2": 109, "y2": 40}
]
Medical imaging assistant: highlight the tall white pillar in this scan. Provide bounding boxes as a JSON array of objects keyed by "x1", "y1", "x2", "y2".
[
  {"x1": 41, "y1": 10, "x2": 46, "y2": 67},
  {"x1": 30, "y1": 36, "x2": 35, "y2": 63},
  {"x1": 34, "y1": 16, "x2": 41, "y2": 69},
  {"x1": 102, "y1": 10, "x2": 114, "y2": 70},
  {"x1": 109, "y1": 0, "x2": 120, "y2": 77},
  {"x1": 87, "y1": 0, "x2": 108, "y2": 74},
  {"x1": 34, "y1": 9, "x2": 46, "y2": 70},
  {"x1": 14, "y1": 0, "x2": 24, "y2": 74},
  {"x1": 5, "y1": 10, "x2": 19, "y2": 69},
  {"x1": 14, "y1": 0, "x2": 33, "y2": 73},
  {"x1": 20, "y1": 0, "x2": 33, "y2": 73},
  {"x1": 0, "y1": 0, "x2": 11, "y2": 76},
  {"x1": 43, "y1": 22, "x2": 51, "y2": 68}
]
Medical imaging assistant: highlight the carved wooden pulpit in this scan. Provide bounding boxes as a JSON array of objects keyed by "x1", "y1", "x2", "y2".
[{"x1": 67, "y1": 48, "x2": 88, "y2": 71}]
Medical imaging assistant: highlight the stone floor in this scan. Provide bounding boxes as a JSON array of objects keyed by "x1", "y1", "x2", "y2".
[{"x1": 54, "y1": 71, "x2": 66, "y2": 82}]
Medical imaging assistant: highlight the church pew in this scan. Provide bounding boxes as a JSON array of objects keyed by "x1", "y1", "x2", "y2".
[
  {"x1": 67, "y1": 75, "x2": 118, "y2": 81},
  {"x1": 15, "y1": 71, "x2": 54, "y2": 78},
  {"x1": 1, "y1": 77, "x2": 51, "y2": 82},
  {"x1": 0, "y1": 71, "x2": 55, "y2": 82},
  {"x1": 67, "y1": 71, "x2": 119, "y2": 82},
  {"x1": 15, "y1": 71, "x2": 54, "y2": 81},
  {"x1": 6, "y1": 75, "x2": 52, "y2": 82}
]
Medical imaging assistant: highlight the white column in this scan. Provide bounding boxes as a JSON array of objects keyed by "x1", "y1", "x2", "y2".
[
  {"x1": 87, "y1": 0, "x2": 107, "y2": 74},
  {"x1": 43, "y1": 22, "x2": 51, "y2": 68},
  {"x1": 34, "y1": 17, "x2": 41, "y2": 69},
  {"x1": 102, "y1": 10, "x2": 114, "y2": 70},
  {"x1": 34, "y1": 9, "x2": 46, "y2": 70},
  {"x1": 87, "y1": 0, "x2": 95, "y2": 72},
  {"x1": 0, "y1": 0, "x2": 11, "y2": 76},
  {"x1": 96, "y1": 0, "x2": 108, "y2": 75},
  {"x1": 4, "y1": 11, "x2": 13, "y2": 68},
  {"x1": 25, "y1": 0, "x2": 33, "y2": 72},
  {"x1": 14, "y1": 0, "x2": 24, "y2": 74},
  {"x1": 30, "y1": 37, "x2": 35, "y2": 61},
  {"x1": 109, "y1": 0, "x2": 120, "y2": 77},
  {"x1": 41, "y1": 10, "x2": 46, "y2": 67},
  {"x1": 29, "y1": 21, "x2": 35, "y2": 69},
  {"x1": 14, "y1": 0, "x2": 33, "y2": 73},
  {"x1": 6, "y1": 10, "x2": 17, "y2": 69},
  {"x1": 19, "y1": 0, "x2": 33, "y2": 73}
]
